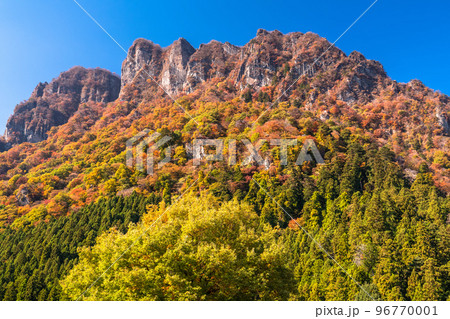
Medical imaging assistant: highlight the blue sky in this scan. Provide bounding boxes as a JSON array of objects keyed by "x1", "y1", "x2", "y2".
[{"x1": 0, "y1": 0, "x2": 449, "y2": 132}]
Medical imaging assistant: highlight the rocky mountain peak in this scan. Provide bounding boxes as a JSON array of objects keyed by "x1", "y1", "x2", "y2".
[
  {"x1": 171, "y1": 38, "x2": 196, "y2": 63},
  {"x1": 118, "y1": 30, "x2": 392, "y2": 101},
  {"x1": 348, "y1": 50, "x2": 365, "y2": 60},
  {"x1": 256, "y1": 28, "x2": 283, "y2": 38},
  {"x1": 5, "y1": 67, "x2": 120, "y2": 145},
  {"x1": 121, "y1": 39, "x2": 163, "y2": 89},
  {"x1": 256, "y1": 28, "x2": 269, "y2": 36},
  {"x1": 160, "y1": 38, "x2": 196, "y2": 94}
]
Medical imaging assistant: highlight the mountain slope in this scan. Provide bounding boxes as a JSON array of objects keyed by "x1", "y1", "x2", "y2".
[{"x1": 0, "y1": 29, "x2": 448, "y2": 301}]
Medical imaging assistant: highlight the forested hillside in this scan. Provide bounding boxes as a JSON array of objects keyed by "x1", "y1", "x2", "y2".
[
  {"x1": 62, "y1": 149, "x2": 450, "y2": 300},
  {"x1": 0, "y1": 193, "x2": 158, "y2": 300},
  {"x1": 0, "y1": 29, "x2": 448, "y2": 300}
]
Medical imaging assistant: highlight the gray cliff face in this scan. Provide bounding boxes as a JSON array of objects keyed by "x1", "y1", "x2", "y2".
[
  {"x1": 160, "y1": 38, "x2": 196, "y2": 94},
  {"x1": 119, "y1": 29, "x2": 386, "y2": 99},
  {"x1": 5, "y1": 66, "x2": 120, "y2": 145},
  {"x1": 120, "y1": 39, "x2": 163, "y2": 90},
  {"x1": 120, "y1": 37, "x2": 241, "y2": 95},
  {"x1": 184, "y1": 40, "x2": 241, "y2": 93}
]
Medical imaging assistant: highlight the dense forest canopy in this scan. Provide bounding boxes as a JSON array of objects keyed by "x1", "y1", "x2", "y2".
[{"x1": 1, "y1": 137, "x2": 448, "y2": 300}]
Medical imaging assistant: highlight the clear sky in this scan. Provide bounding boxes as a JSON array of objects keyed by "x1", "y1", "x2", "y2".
[{"x1": 0, "y1": 0, "x2": 449, "y2": 132}]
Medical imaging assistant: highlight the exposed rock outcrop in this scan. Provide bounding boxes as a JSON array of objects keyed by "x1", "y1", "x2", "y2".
[
  {"x1": 436, "y1": 108, "x2": 450, "y2": 135},
  {"x1": 16, "y1": 187, "x2": 30, "y2": 206},
  {"x1": 119, "y1": 29, "x2": 389, "y2": 104},
  {"x1": 184, "y1": 40, "x2": 240, "y2": 93},
  {"x1": 161, "y1": 38, "x2": 196, "y2": 94},
  {"x1": 5, "y1": 67, "x2": 120, "y2": 145},
  {"x1": 121, "y1": 39, "x2": 163, "y2": 89}
]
